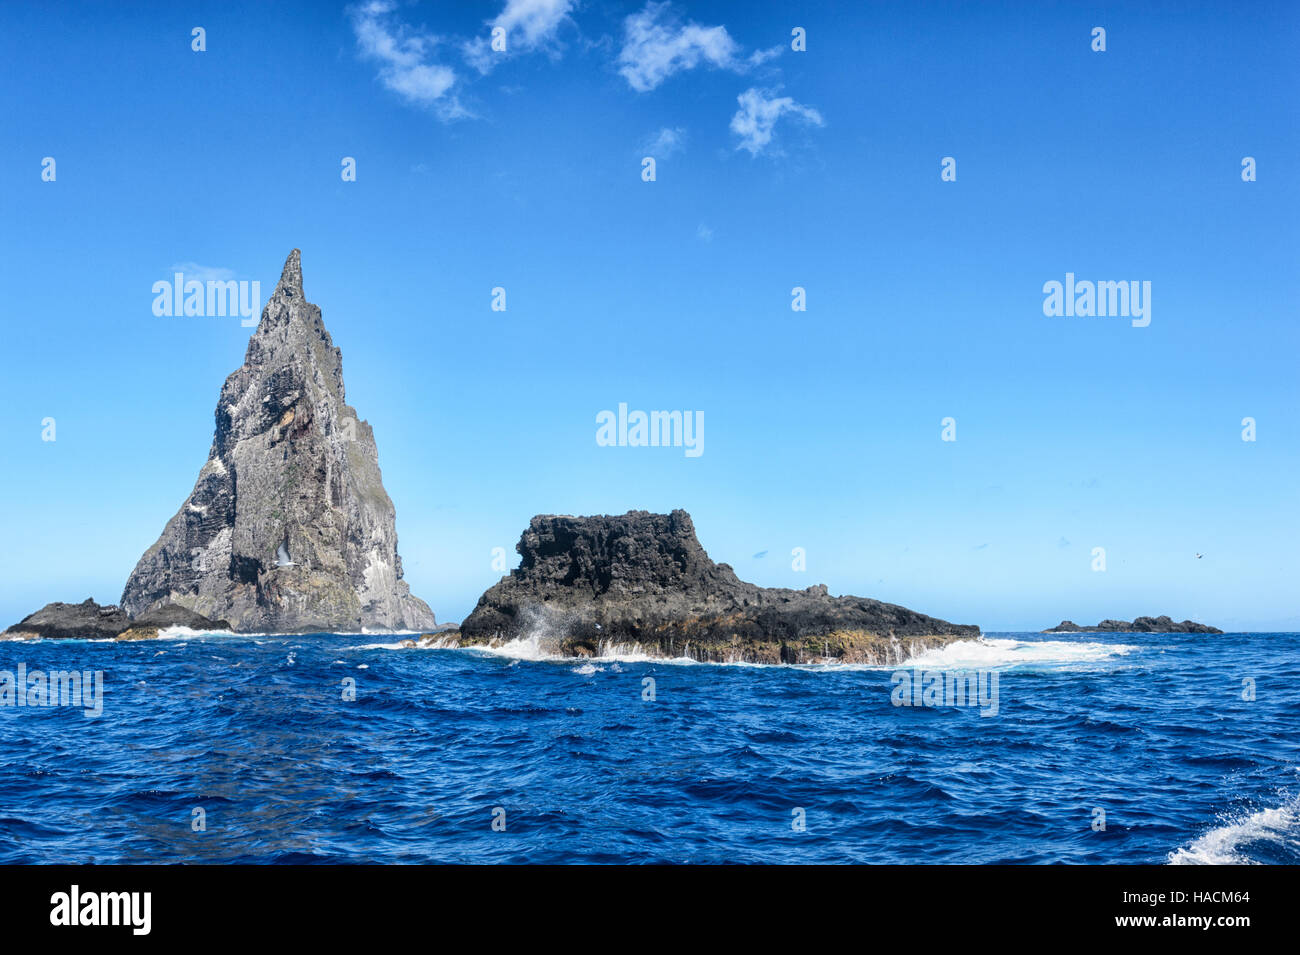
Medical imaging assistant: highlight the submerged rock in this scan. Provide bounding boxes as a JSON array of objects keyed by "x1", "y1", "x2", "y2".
[
  {"x1": 397, "y1": 631, "x2": 462, "y2": 649},
  {"x1": 116, "y1": 604, "x2": 235, "y2": 641},
  {"x1": 1043, "y1": 616, "x2": 1223, "y2": 634},
  {"x1": 119, "y1": 250, "x2": 436, "y2": 634},
  {"x1": 455, "y1": 509, "x2": 980, "y2": 663},
  {"x1": 3, "y1": 599, "x2": 229, "y2": 641}
]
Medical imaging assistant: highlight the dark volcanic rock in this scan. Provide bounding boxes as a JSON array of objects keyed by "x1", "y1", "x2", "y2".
[
  {"x1": 119, "y1": 250, "x2": 436, "y2": 633},
  {"x1": 1043, "y1": 616, "x2": 1222, "y2": 634},
  {"x1": 456, "y1": 510, "x2": 980, "y2": 663},
  {"x1": 3, "y1": 599, "x2": 228, "y2": 641},
  {"x1": 3, "y1": 599, "x2": 129, "y2": 641}
]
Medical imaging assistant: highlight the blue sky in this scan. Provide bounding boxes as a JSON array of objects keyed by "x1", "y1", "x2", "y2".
[{"x1": 1, "y1": 0, "x2": 1297, "y2": 631}]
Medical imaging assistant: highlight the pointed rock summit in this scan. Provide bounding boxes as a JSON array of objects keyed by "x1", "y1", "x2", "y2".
[
  {"x1": 279, "y1": 247, "x2": 303, "y2": 292},
  {"x1": 121, "y1": 249, "x2": 436, "y2": 633}
]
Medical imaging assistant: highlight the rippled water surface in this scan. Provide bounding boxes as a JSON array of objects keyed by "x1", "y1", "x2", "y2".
[{"x1": 1, "y1": 631, "x2": 1296, "y2": 863}]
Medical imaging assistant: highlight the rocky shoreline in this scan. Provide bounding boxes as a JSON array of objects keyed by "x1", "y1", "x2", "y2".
[
  {"x1": 398, "y1": 629, "x2": 972, "y2": 666},
  {"x1": 4, "y1": 510, "x2": 982, "y2": 660},
  {"x1": 1043, "y1": 616, "x2": 1222, "y2": 634}
]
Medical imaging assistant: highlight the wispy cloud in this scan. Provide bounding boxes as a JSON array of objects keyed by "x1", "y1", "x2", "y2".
[
  {"x1": 643, "y1": 126, "x2": 686, "y2": 158},
  {"x1": 465, "y1": 0, "x2": 575, "y2": 73},
  {"x1": 348, "y1": 1, "x2": 465, "y2": 119},
  {"x1": 617, "y1": 1, "x2": 777, "y2": 92},
  {"x1": 729, "y1": 87, "x2": 823, "y2": 155}
]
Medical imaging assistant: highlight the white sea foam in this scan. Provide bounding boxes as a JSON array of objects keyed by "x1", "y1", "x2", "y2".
[
  {"x1": 903, "y1": 636, "x2": 1137, "y2": 670},
  {"x1": 466, "y1": 634, "x2": 702, "y2": 665},
  {"x1": 1168, "y1": 795, "x2": 1300, "y2": 865},
  {"x1": 353, "y1": 634, "x2": 459, "y2": 651},
  {"x1": 455, "y1": 635, "x2": 1136, "y2": 670},
  {"x1": 155, "y1": 625, "x2": 238, "y2": 639}
]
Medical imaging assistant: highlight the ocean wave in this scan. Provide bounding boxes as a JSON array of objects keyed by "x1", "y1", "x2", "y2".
[
  {"x1": 1, "y1": 629, "x2": 1294, "y2": 864},
  {"x1": 1168, "y1": 794, "x2": 1300, "y2": 864}
]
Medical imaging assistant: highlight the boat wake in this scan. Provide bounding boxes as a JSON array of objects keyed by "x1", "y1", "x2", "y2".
[{"x1": 1168, "y1": 792, "x2": 1300, "y2": 864}]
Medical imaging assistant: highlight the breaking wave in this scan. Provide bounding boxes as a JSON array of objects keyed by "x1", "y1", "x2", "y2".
[
  {"x1": 156, "y1": 625, "x2": 242, "y2": 639},
  {"x1": 904, "y1": 636, "x2": 1138, "y2": 670},
  {"x1": 465, "y1": 633, "x2": 702, "y2": 665}
]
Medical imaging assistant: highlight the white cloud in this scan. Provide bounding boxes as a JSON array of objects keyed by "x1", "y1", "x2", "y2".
[
  {"x1": 349, "y1": 1, "x2": 465, "y2": 118},
  {"x1": 494, "y1": 0, "x2": 573, "y2": 49},
  {"x1": 618, "y1": 1, "x2": 753, "y2": 92},
  {"x1": 644, "y1": 126, "x2": 686, "y2": 157},
  {"x1": 729, "y1": 87, "x2": 823, "y2": 155},
  {"x1": 465, "y1": 0, "x2": 574, "y2": 74},
  {"x1": 696, "y1": 223, "x2": 714, "y2": 242}
]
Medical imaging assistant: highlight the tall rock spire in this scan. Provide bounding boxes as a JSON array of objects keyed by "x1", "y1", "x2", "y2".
[{"x1": 121, "y1": 249, "x2": 436, "y2": 633}]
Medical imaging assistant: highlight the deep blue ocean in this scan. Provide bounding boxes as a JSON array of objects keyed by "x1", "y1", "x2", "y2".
[{"x1": 1, "y1": 630, "x2": 1296, "y2": 864}]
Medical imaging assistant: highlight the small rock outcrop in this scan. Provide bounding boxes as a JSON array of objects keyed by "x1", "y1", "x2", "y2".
[
  {"x1": 454, "y1": 509, "x2": 980, "y2": 663},
  {"x1": 3, "y1": 599, "x2": 229, "y2": 641},
  {"x1": 1043, "y1": 616, "x2": 1223, "y2": 634},
  {"x1": 119, "y1": 250, "x2": 436, "y2": 633}
]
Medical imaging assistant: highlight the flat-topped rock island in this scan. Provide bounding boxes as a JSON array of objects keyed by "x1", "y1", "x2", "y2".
[{"x1": 416, "y1": 509, "x2": 981, "y2": 664}]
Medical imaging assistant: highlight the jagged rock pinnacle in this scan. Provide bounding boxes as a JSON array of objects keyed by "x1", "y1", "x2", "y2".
[
  {"x1": 277, "y1": 248, "x2": 303, "y2": 297},
  {"x1": 120, "y1": 249, "x2": 436, "y2": 633}
]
